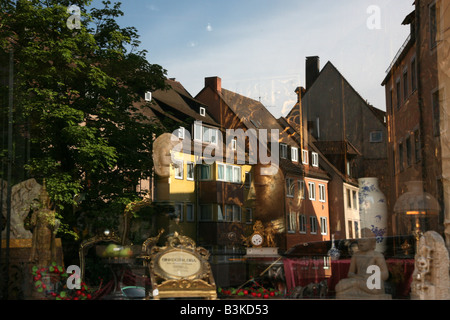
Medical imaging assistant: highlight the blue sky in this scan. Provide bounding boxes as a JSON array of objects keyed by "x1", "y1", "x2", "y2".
[{"x1": 91, "y1": 0, "x2": 414, "y2": 118}]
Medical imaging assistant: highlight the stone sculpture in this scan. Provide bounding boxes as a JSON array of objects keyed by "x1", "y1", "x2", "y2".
[
  {"x1": 335, "y1": 228, "x2": 391, "y2": 299},
  {"x1": 411, "y1": 231, "x2": 450, "y2": 300},
  {"x1": 152, "y1": 132, "x2": 180, "y2": 178},
  {"x1": 1, "y1": 178, "x2": 42, "y2": 239}
]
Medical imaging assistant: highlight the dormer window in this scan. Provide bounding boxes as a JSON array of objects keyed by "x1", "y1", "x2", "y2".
[
  {"x1": 280, "y1": 144, "x2": 288, "y2": 159},
  {"x1": 145, "y1": 91, "x2": 152, "y2": 101},
  {"x1": 302, "y1": 150, "x2": 309, "y2": 165},
  {"x1": 200, "y1": 107, "x2": 206, "y2": 116},
  {"x1": 291, "y1": 147, "x2": 298, "y2": 162},
  {"x1": 177, "y1": 127, "x2": 185, "y2": 139},
  {"x1": 312, "y1": 152, "x2": 319, "y2": 167}
]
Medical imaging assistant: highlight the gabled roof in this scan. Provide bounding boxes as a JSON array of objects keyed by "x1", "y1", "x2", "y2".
[
  {"x1": 278, "y1": 116, "x2": 356, "y2": 184},
  {"x1": 220, "y1": 88, "x2": 296, "y2": 145},
  {"x1": 304, "y1": 61, "x2": 387, "y2": 127},
  {"x1": 150, "y1": 79, "x2": 219, "y2": 127}
]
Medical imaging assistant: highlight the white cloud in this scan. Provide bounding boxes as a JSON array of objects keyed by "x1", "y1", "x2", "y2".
[
  {"x1": 206, "y1": 23, "x2": 213, "y2": 32},
  {"x1": 146, "y1": 4, "x2": 159, "y2": 11}
]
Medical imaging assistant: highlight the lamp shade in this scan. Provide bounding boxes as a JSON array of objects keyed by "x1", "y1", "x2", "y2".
[
  {"x1": 393, "y1": 181, "x2": 440, "y2": 239},
  {"x1": 393, "y1": 181, "x2": 440, "y2": 214}
]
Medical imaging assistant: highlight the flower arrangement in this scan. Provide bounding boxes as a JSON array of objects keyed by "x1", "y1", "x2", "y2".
[
  {"x1": 218, "y1": 278, "x2": 283, "y2": 299},
  {"x1": 31, "y1": 262, "x2": 96, "y2": 300}
]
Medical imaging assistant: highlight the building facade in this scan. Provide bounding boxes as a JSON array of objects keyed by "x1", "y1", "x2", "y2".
[
  {"x1": 196, "y1": 76, "x2": 331, "y2": 252},
  {"x1": 382, "y1": 0, "x2": 449, "y2": 239}
]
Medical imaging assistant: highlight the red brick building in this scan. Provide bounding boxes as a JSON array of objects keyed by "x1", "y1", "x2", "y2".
[{"x1": 381, "y1": 0, "x2": 447, "y2": 238}]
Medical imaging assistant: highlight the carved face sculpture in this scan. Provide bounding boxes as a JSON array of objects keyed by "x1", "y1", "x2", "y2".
[
  {"x1": 152, "y1": 133, "x2": 180, "y2": 178},
  {"x1": 253, "y1": 163, "x2": 285, "y2": 222}
]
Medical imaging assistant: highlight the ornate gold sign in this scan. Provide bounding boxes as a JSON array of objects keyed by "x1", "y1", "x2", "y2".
[{"x1": 143, "y1": 232, "x2": 217, "y2": 300}]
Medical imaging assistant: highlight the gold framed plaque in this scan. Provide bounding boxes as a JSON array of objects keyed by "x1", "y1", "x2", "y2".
[
  {"x1": 155, "y1": 249, "x2": 203, "y2": 279},
  {"x1": 143, "y1": 232, "x2": 217, "y2": 300}
]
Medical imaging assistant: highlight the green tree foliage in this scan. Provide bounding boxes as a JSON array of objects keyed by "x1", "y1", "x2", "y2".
[{"x1": 0, "y1": 0, "x2": 168, "y2": 237}]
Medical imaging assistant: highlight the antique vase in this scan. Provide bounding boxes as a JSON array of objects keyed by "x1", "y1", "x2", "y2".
[{"x1": 358, "y1": 177, "x2": 388, "y2": 253}]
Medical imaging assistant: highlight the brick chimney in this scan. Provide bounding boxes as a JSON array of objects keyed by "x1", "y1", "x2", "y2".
[
  {"x1": 205, "y1": 76, "x2": 222, "y2": 94},
  {"x1": 305, "y1": 56, "x2": 320, "y2": 91}
]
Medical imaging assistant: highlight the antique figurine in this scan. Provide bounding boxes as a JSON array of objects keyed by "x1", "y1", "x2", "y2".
[
  {"x1": 264, "y1": 222, "x2": 276, "y2": 248},
  {"x1": 29, "y1": 182, "x2": 60, "y2": 267},
  {"x1": 335, "y1": 228, "x2": 391, "y2": 299}
]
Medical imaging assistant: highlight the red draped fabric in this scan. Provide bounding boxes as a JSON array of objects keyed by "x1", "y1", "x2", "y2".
[{"x1": 283, "y1": 258, "x2": 415, "y2": 299}]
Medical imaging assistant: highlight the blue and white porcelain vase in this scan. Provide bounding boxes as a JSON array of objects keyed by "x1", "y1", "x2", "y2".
[
  {"x1": 358, "y1": 177, "x2": 388, "y2": 253},
  {"x1": 328, "y1": 234, "x2": 341, "y2": 260}
]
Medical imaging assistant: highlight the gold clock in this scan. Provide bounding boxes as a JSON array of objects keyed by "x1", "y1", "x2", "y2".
[{"x1": 250, "y1": 232, "x2": 264, "y2": 247}]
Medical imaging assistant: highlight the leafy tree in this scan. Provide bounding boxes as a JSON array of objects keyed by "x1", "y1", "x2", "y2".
[{"x1": 0, "y1": 0, "x2": 168, "y2": 241}]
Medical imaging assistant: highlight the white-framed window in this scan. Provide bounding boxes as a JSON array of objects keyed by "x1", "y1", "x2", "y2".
[
  {"x1": 203, "y1": 126, "x2": 218, "y2": 145},
  {"x1": 320, "y1": 217, "x2": 328, "y2": 235},
  {"x1": 319, "y1": 184, "x2": 326, "y2": 202},
  {"x1": 280, "y1": 144, "x2": 288, "y2": 159},
  {"x1": 177, "y1": 127, "x2": 185, "y2": 139},
  {"x1": 200, "y1": 107, "x2": 206, "y2": 116},
  {"x1": 200, "y1": 204, "x2": 213, "y2": 221},
  {"x1": 145, "y1": 91, "x2": 152, "y2": 101},
  {"x1": 186, "y1": 203, "x2": 194, "y2": 222},
  {"x1": 312, "y1": 152, "x2": 319, "y2": 167},
  {"x1": 233, "y1": 166, "x2": 241, "y2": 183},
  {"x1": 174, "y1": 203, "x2": 183, "y2": 222},
  {"x1": 194, "y1": 122, "x2": 203, "y2": 141},
  {"x1": 217, "y1": 163, "x2": 225, "y2": 181},
  {"x1": 310, "y1": 216, "x2": 318, "y2": 234},
  {"x1": 287, "y1": 211, "x2": 297, "y2": 233},
  {"x1": 299, "y1": 214, "x2": 307, "y2": 233},
  {"x1": 286, "y1": 178, "x2": 295, "y2": 197},
  {"x1": 199, "y1": 164, "x2": 211, "y2": 180},
  {"x1": 174, "y1": 161, "x2": 183, "y2": 180},
  {"x1": 308, "y1": 182, "x2": 316, "y2": 200},
  {"x1": 219, "y1": 163, "x2": 241, "y2": 183},
  {"x1": 302, "y1": 150, "x2": 309, "y2": 165},
  {"x1": 352, "y1": 190, "x2": 358, "y2": 210},
  {"x1": 346, "y1": 188, "x2": 352, "y2": 208},
  {"x1": 298, "y1": 180, "x2": 305, "y2": 199},
  {"x1": 354, "y1": 220, "x2": 360, "y2": 238},
  {"x1": 291, "y1": 147, "x2": 298, "y2": 162},
  {"x1": 186, "y1": 162, "x2": 194, "y2": 181}
]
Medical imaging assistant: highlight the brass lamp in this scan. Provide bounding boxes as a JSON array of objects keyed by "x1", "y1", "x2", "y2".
[{"x1": 393, "y1": 181, "x2": 440, "y2": 251}]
